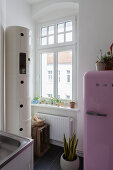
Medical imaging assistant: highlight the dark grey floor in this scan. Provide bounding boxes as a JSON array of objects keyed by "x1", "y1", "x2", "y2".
[{"x1": 34, "y1": 145, "x2": 83, "y2": 170}]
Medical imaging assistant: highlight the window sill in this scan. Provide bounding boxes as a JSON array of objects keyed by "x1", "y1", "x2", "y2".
[{"x1": 31, "y1": 103, "x2": 79, "y2": 112}]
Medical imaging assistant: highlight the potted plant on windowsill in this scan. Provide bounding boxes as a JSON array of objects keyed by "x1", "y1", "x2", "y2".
[
  {"x1": 55, "y1": 98, "x2": 60, "y2": 106},
  {"x1": 60, "y1": 133, "x2": 79, "y2": 170},
  {"x1": 32, "y1": 96, "x2": 40, "y2": 104},
  {"x1": 70, "y1": 101, "x2": 76, "y2": 108},
  {"x1": 49, "y1": 97, "x2": 54, "y2": 105}
]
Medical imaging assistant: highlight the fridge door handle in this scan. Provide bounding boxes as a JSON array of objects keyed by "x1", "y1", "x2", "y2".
[{"x1": 86, "y1": 111, "x2": 107, "y2": 117}]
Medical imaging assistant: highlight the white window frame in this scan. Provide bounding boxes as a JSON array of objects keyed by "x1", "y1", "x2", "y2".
[
  {"x1": 37, "y1": 16, "x2": 76, "y2": 50},
  {"x1": 40, "y1": 25, "x2": 55, "y2": 46},
  {"x1": 36, "y1": 16, "x2": 77, "y2": 101}
]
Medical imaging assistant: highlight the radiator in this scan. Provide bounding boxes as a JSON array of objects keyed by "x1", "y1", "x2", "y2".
[{"x1": 36, "y1": 112, "x2": 74, "y2": 142}]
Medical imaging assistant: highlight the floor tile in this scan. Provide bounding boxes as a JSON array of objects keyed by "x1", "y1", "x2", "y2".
[{"x1": 34, "y1": 144, "x2": 83, "y2": 170}]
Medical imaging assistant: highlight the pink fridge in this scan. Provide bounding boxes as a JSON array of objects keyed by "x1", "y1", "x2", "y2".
[{"x1": 84, "y1": 71, "x2": 113, "y2": 170}]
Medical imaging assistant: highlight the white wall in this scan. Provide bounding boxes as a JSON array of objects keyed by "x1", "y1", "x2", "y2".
[
  {"x1": 78, "y1": 0, "x2": 113, "y2": 153},
  {"x1": 32, "y1": 0, "x2": 78, "y2": 22},
  {"x1": 6, "y1": 0, "x2": 35, "y2": 99},
  {"x1": 6, "y1": 0, "x2": 33, "y2": 29},
  {"x1": 0, "y1": 0, "x2": 6, "y2": 130}
]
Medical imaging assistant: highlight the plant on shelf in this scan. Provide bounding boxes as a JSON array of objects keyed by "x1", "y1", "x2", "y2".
[
  {"x1": 32, "y1": 96, "x2": 76, "y2": 108},
  {"x1": 96, "y1": 44, "x2": 113, "y2": 71},
  {"x1": 70, "y1": 101, "x2": 76, "y2": 108},
  {"x1": 49, "y1": 97, "x2": 54, "y2": 105},
  {"x1": 102, "y1": 51, "x2": 113, "y2": 70},
  {"x1": 41, "y1": 99, "x2": 46, "y2": 104},
  {"x1": 60, "y1": 133, "x2": 79, "y2": 170},
  {"x1": 96, "y1": 49, "x2": 105, "y2": 71},
  {"x1": 60, "y1": 99, "x2": 64, "y2": 107},
  {"x1": 55, "y1": 98, "x2": 60, "y2": 106},
  {"x1": 32, "y1": 96, "x2": 40, "y2": 104}
]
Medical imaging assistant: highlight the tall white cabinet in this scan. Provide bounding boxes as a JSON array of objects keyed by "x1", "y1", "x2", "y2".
[{"x1": 5, "y1": 26, "x2": 31, "y2": 138}]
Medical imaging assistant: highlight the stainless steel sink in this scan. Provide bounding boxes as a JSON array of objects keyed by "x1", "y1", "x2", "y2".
[
  {"x1": 0, "y1": 135, "x2": 20, "y2": 161},
  {"x1": 0, "y1": 131, "x2": 33, "y2": 169}
]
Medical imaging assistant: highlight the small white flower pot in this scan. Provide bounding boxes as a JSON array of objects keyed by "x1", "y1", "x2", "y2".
[
  {"x1": 60, "y1": 154, "x2": 79, "y2": 170},
  {"x1": 95, "y1": 62, "x2": 105, "y2": 71}
]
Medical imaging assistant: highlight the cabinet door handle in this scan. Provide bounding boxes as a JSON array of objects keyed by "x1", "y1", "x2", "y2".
[
  {"x1": 20, "y1": 81, "x2": 24, "y2": 84},
  {"x1": 20, "y1": 104, "x2": 23, "y2": 108},
  {"x1": 86, "y1": 111, "x2": 107, "y2": 117}
]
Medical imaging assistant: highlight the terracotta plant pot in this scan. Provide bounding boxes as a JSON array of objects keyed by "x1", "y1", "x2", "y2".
[
  {"x1": 70, "y1": 102, "x2": 75, "y2": 108},
  {"x1": 105, "y1": 65, "x2": 113, "y2": 70},
  {"x1": 95, "y1": 62, "x2": 105, "y2": 71},
  {"x1": 60, "y1": 153, "x2": 79, "y2": 170}
]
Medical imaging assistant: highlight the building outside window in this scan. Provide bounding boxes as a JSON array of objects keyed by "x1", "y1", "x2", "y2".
[
  {"x1": 58, "y1": 51, "x2": 72, "y2": 99},
  {"x1": 41, "y1": 53, "x2": 54, "y2": 98},
  {"x1": 48, "y1": 94, "x2": 52, "y2": 98},
  {"x1": 36, "y1": 17, "x2": 77, "y2": 100},
  {"x1": 48, "y1": 70, "x2": 53, "y2": 82},
  {"x1": 66, "y1": 95, "x2": 70, "y2": 100},
  {"x1": 67, "y1": 70, "x2": 70, "y2": 83}
]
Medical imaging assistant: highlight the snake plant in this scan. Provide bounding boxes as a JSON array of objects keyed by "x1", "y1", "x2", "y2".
[{"x1": 63, "y1": 133, "x2": 78, "y2": 161}]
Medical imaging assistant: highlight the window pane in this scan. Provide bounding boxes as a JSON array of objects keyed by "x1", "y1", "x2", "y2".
[
  {"x1": 41, "y1": 37, "x2": 47, "y2": 45},
  {"x1": 58, "y1": 50, "x2": 72, "y2": 100},
  {"x1": 58, "y1": 34, "x2": 64, "y2": 43},
  {"x1": 41, "y1": 27, "x2": 47, "y2": 36},
  {"x1": 66, "y1": 21, "x2": 72, "y2": 31},
  {"x1": 66, "y1": 32, "x2": 72, "y2": 42},
  {"x1": 48, "y1": 26, "x2": 54, "y2": 35},
  {"x1": 48, "y1": 36, "x2": 54, "y2": 45},
  {"x1": 58, "y1": 23, "x2": 64, "y2": 33},
  {"x1": 42, "y1": 53, "x2": 54, "y2": 98}
]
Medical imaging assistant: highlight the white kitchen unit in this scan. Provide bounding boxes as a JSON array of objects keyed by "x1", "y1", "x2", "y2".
[
  {"x1": 1, "y1": 145, "x2": 33, "y2": 170},
  {"x1": 5, "y1": 26, "x2": 31, "y2": 138},
  {"x1": 0, "y1": 131, "x2": 33, "y2": 170}
]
